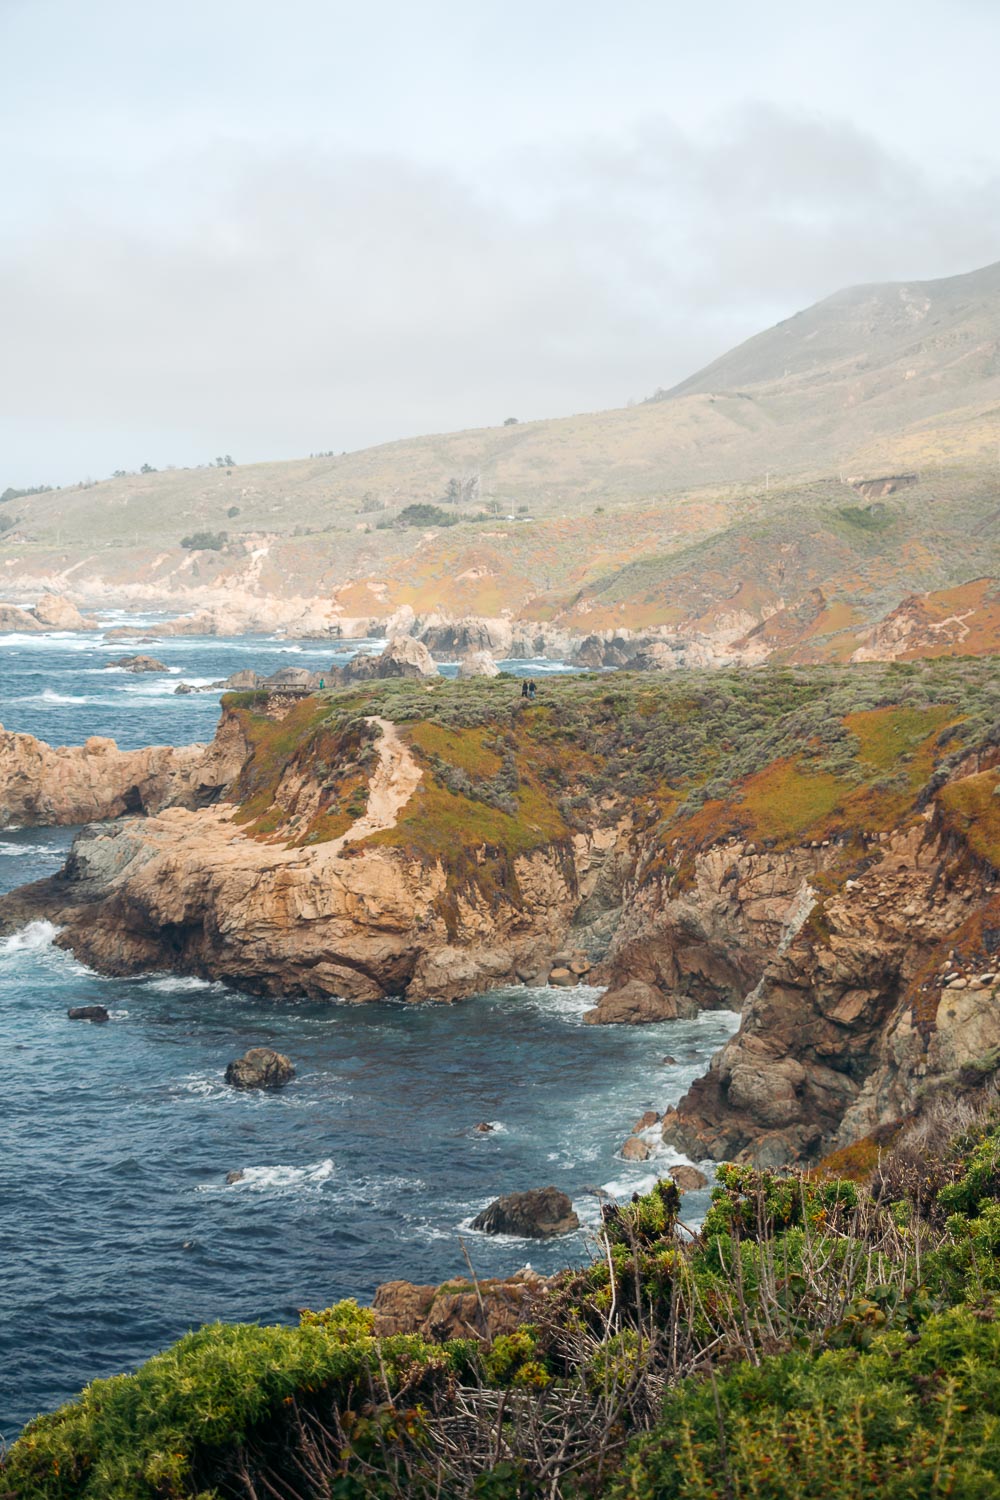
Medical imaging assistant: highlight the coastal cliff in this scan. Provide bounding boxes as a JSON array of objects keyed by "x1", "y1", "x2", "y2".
[{"x1": 3, "y1": 661, "x2": 1000, "y2": 1166}]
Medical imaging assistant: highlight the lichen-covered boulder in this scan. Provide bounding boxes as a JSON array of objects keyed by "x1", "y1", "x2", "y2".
[
  {"x1": 224, "y1": 1047, "x2": 296, "y2": 1090},
  {"x1": 471, "y1": 1186, "x2": 580, "y2": 1238}
]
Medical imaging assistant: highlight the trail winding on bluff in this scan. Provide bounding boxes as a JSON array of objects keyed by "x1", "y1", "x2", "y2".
[{"x1": 326, "y1": 717, "x2": 422, "y2": 854}]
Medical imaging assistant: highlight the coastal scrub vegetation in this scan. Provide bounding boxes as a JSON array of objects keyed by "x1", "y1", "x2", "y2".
[
  {"x1": 224, "y1": 656, "x2": 1000, "y2": 878},
  {"x1": 10, "y1": 1096, "x2": 1000, "y2": 1496}
]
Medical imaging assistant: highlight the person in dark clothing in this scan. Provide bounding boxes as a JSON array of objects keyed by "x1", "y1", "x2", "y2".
[
  {"x1": 528, "y1": 679, "x2": 537, "y2": 699},
  {"x1": 521, "y1": 680, "x2": 529, "y2": 699}
]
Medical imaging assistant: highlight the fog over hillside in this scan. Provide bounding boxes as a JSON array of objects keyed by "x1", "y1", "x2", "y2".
[{"x1": 3, "y1": 0, "x2": 1000, "y2": 483}]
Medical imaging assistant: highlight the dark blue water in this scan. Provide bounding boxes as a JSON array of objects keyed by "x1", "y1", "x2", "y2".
[{"x1": 0, "y1": 619, "x2": 736, "y2": 1438}]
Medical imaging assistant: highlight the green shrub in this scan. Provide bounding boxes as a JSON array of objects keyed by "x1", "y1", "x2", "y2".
[
  {"x1": 3, "y1": 1305, "x2": 473, "y2": 1500},
  {"x1": 612, "y1": 1302, "x2": 1000, "y2": 1499},
  {"x1": 179, "y1": 530, "x2": 228, "y2": 550}
]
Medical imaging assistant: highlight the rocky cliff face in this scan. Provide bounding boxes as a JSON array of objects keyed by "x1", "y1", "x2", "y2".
[
  {"x1": 4, "y1": 666, "x2": 999, "y2": 1170},
  {"x1": 607, "y1": 758, "x2": 1000, "y2": 1167},
  {"x1": 0, "y1": 717, "x2": 245, "y2": 827},
  {"x1": 1, "y1": 697, "x2": 622, "y2": 1002},
  {"x1": 8, "y1": 792, "x2": 612, "y2": 1003}
]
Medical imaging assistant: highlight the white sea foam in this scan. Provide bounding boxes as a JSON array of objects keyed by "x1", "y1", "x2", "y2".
[
  {"x1": 36, "y1": 689, "x2": 91, "y2": 705},
  {"x1": 204, "y1": 1158, "x2": 336, "y2": 1194},
  {"x1": 458, "y1": 1210, "x2": 586, "y2": 1244},
  {"x1": 0, "y1": 632, "x2": 94, "y2": 649},
  {"x1": 0, "y1": 920, "x2": 60, "y2": 955},
  {"x1": 178, "y1": 1072, "x2": 243, "y2": 1102},
  {"x1": 0, "y1": 840, "x2": 58, "y2": 857},
  {"x1": 598, "y1": 1170, "x2": 663, "y2": 1202},
  {"x1": 517, "y1": 983, "x2": 605, "y2": 1022},
  {"x1": 143, "y1": 974, "x2": 229, "y2": 994}
]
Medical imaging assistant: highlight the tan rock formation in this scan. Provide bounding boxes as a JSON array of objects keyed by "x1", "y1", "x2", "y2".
[
  {"x1": 667, "y1": 1165, "x2": 709, "y2": 1192},
  {"x1": 619, "y1": 1135, "x2": 651, "y2": 1161},
  {"x1": 457, "y1": 649, "x2": 500, "y2": 679},
  {"x1": 0, "y1": 710, "x2": 597, "y2": 1002},
  {"x1": 345, "y1": 635, "x2": 438, "y2": 680},
  {"x1": 584, "y1": 978, "x2": 698, "y2": 1025},
  {"x1": 372, "y1": 1268, "x2": 549, "y2": 1340},
  {"x1": 621, "y1": 805, "x2": 1000, "y2": 1167},
  {"x1": 32, "y1": 594, "x2": 97, "y2": 631},
  {"x1": 0, "y1": 717, "x2": 244, "y2": 827},
  {"x1": 0, "y1": 604, "x2": 41, "y2": 632}
]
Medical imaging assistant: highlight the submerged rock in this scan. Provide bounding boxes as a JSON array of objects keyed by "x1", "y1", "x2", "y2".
[
  {"x1": 471, "y1": 1186, "x2": 580, "y2": 1238},
  {"x1": 67, "y1": 1004, "x2": 109, "y2": 1022},
  {"x1": 224, "y1": 1047, "x2": 296, "y2": 1090},
  {"x1": 225, "y1": 1169, "x2": 246, "y2": 1185},
  {"x1": 104, "y1": 655, "x2": 168, "y2": 673}
]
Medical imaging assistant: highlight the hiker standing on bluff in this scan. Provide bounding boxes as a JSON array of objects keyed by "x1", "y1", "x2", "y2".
[{"x1": 520, "y1": 680, "x2": 529, "y2": 699}]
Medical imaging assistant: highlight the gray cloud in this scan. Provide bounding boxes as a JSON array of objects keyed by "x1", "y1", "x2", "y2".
[{"x1": 2, "y1": 4, "x2": 1000, "y2": 483}]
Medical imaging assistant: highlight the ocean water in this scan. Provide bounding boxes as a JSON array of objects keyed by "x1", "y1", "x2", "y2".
[{"x1": 0, "y1": 621, "x2": 736, "y2": 1437}]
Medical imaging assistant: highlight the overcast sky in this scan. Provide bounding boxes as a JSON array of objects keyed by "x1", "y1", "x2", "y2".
[{"x1": 3, "y1": 0, "x2": 1000, "y2": 485}]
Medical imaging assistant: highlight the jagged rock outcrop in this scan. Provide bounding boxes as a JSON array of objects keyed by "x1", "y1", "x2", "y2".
[
  {"x1": 0, "y1": 718, "x2": 245, "y2": 827},
  {"x1": 8, "y1": 799, "x2": 596, "y2": 1002},
  {"x1": 0, "y1": 595, "x2": 98, "y2": 632},
  {"x1": 568, "y1": 626, "x2": 734, "y2": 671},
  {"x1": 148, "y1": 592, "x2": 352, "y2": 639},
  {"x1": 32, "y1": 594, "x2": 98, "y2": 630},
  {"x1": 0, "y1": 604, "x2": 42, "y2": 632},
  {"x1": 389, "y1": 611, "x2": 575, "y2": 663},
  {"x1": 0, "y1": 706, "x2": 623, "y2": 1002},
  {"x1": 344, "y1": 635, "x2": 438, "y2": 680},
  {"x1": 619, "y1": 804, "x2": 1000, "y2": 1167}
]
